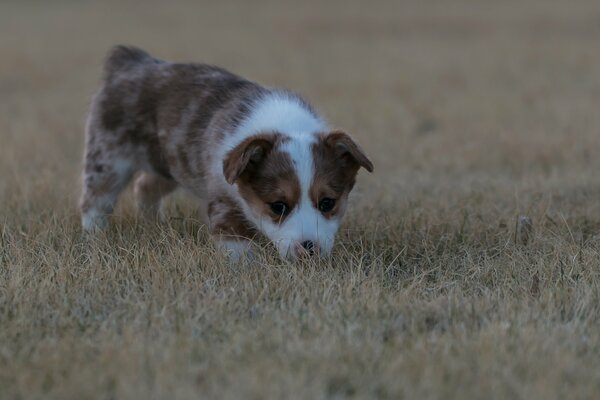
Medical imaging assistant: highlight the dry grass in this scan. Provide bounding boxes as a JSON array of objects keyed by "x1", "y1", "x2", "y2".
[{"x1": 2, "y1": 1, "x2": 600, "y2": 399}]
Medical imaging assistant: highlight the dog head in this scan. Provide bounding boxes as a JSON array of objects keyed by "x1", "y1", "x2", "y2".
[{"x1": 223, "y1": 130, "x2": 372, "y2": 259}]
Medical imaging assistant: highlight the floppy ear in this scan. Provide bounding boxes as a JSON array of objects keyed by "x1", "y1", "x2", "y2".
[
  {"x1": 325, "y1": 130, "x2": 374, "y2": 173},
  {"x1": 223, "y1": 135, "x2": 276, "y2": 184}
]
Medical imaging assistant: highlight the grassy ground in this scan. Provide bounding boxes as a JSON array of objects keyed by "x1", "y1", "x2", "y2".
[{"x1": 2, "y1": 1, "x2": 600, "y2": 399}]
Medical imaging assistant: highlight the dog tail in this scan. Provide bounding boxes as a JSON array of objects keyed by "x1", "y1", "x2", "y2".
[{"x1": 103, "y1": 45, "x2": 155, "y2": 79}]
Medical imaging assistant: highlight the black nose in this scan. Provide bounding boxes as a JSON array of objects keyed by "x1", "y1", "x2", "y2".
[{"x1": 301, "y1": 240, "x2": 315, "y2": 255}]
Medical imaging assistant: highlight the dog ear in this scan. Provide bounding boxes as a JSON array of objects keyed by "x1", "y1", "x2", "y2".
[
  {"x1": 325, "y1": 130, "x2": 373, "y2": 173},
  {"x1": 223, "y1": 134, "x2": 276, "y2": 184}
]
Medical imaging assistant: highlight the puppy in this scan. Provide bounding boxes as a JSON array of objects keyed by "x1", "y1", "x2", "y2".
[{"x1": 80, "y1": 46, "x2": 373, "y2": 260}]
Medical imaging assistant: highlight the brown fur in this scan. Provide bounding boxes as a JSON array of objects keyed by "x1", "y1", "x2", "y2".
[
  {"x1": 134, "y1": 172, "x2": 177, "y2": 217},
  {"x1": 310, "y1": 131, "x2": 373, "y2": 219},
  {"x1": 207, "y1": 196, "x2": 257, "y2": 239},
  {"x1": 226, "y1": 133, "x2": 301, "y2": 225},
  {"x1": 222, "y1": 133, "x2": 282, "y2": 185}
]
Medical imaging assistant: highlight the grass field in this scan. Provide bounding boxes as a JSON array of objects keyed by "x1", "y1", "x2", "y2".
[{"x1": 2, "y1": 1, "x2": 600, "y2": 399}]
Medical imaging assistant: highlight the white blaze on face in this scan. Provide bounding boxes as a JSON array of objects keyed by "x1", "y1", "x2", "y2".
[
  {"x1": 262, "y1": 135, "x2": 340, "y2": 258},
  {"x1": 227, "y1": 92, "x2": 341, "y2": 259}
]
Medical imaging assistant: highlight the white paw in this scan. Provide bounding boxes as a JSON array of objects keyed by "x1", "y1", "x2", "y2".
[
  {"x1": 81, "y1": 208, "x2": 108, "y2": 232},
  {"x1": 215, "y1": 239, "x2": 253, "y2": 263}
]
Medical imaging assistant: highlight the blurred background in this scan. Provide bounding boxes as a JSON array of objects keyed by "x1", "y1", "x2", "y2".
[{"x1": 2, "y1": 0, "x2": 600, "y2": 214}]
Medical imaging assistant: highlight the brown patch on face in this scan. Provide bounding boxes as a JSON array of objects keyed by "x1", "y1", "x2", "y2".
[
  {"x1": 223, "y1": 133, "x2": 301, "y2": 224},
  {"x1": 310, "y1": 130, "x2": 373, "y2": 219},
  {"x1": 223, "y1": 133, "x2": 278, "y2": 184}
]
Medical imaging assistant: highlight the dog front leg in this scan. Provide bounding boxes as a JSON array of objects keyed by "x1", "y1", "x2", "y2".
[{"x1": 207, "y1": 196, "x2": 257, "y2": 262}]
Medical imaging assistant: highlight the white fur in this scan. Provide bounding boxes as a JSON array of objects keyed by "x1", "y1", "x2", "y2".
[
  {"x1": 214, "y1": 92, "x2": 339, "y2": 258},
  {"x1": 111, "y1": 158, "x2": 134, "y2": 178},
  {"x1": 211, "y1": 92, "x2": 326, "y2": 191},
  {"x1": 270, "y1": 136, "x2": 339, "y2": 257},
  {"x1": 233, "y1": 93, "x2": 326, "y2": 138},
  {"x1": 215, "y1": 239, "x2": 252, "y2": 263},
  {"x1": 82, "y1": 206, "x2": 108, "y2": 231},
  {"x1": 82, "y1": 157, "x2": 133, "y2": 232}
]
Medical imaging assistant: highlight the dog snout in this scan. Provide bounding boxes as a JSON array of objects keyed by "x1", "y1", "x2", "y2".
[{"x1": 294, "y1": 240, "x2": 320, "y2": 258}]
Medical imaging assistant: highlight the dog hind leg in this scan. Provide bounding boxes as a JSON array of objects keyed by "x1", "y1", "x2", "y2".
[
  {"x1": 80, "y1": 146, "x2": 136, "y2": 232},
  {"x1": 134, "y1": 172, "x2": 177, "y2": 220}
]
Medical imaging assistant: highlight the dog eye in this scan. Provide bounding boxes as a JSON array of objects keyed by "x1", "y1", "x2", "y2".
[
  {"x1": 318, "y1": 198, "x2": 336, "y2": 213},
  {"x1": 270, "y1": 201, "x2": 289, "y2": 216}
]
